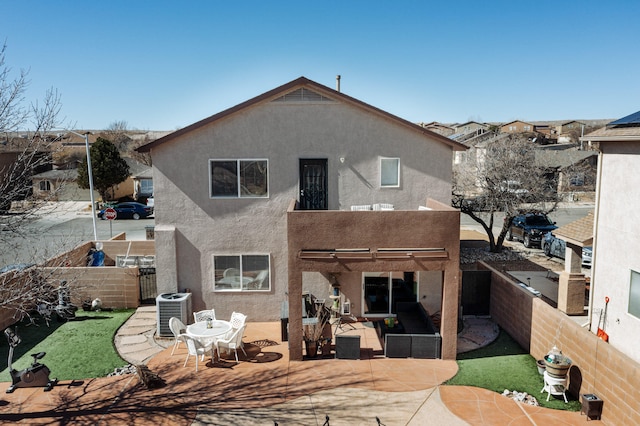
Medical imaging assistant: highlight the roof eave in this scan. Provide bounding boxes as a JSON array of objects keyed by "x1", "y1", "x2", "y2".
[{"x1": 579, "y1": 135, "x2": 640, "y2": 143}]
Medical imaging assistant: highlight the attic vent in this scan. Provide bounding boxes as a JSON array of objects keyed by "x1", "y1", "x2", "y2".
[{"x1": 273, "y1": 88, "x2": 333, "y2": 102}]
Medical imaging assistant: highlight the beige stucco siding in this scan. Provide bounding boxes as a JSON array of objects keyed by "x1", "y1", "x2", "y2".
[
  {"x1": 150, "y1": 98, "x2": 456, "y2": 322},
  {"x1": 591, "y1": 142, "x2": 640, "y2": 363}
]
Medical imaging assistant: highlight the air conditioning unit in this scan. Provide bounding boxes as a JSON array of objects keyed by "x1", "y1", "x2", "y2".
[{"x1": 156, "y1": 293, "x2": 192, "y2": 337}]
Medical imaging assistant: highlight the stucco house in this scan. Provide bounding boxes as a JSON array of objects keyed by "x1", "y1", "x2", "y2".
[
  {"x1": 31, "y1": 157, "x2": 151, "y2": 203},
  {"x1": 500, "y1": 120, "x2": 534, "y2": 133},
  {"x1": 557, "y1": 120, "x2": 585, "y2": 144},
  {"x1": 137, "y1": 76, "x2": 467, "y2": 360},
  {"x1": 580, "y1": 110, "x2": 640, "y2": 364}
]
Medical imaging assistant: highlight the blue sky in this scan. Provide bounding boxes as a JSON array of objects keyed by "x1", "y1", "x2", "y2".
[{"x1": 3, "y1": 0, "x2": 639, "y2": 130}]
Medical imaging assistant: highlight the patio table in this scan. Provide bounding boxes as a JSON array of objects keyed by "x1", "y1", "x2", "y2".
[{"x1": 186, "y1": 320, "x2": 232, "y2": 358}]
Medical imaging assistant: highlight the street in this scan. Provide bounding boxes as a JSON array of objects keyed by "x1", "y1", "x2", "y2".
[
  {"x1": 0, "y1": 202, "x2": 154, "y2": 269},
  {"x1": 460, "y1": 203, "x2": 594, "y2": 239}
]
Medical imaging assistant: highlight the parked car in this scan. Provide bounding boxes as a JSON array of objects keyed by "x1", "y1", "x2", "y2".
[
  {"x1": 146, "y1": 196, "x2": 154, "y2": 208},
  {"x1": 542, "y1": 232, "x2": 592, "y2": 268},
  {"x1": 506, "y1": 212, "x2": 557, "y2": 248},
  {"x1": 97, "y1": 202, "x2": 153, "y2": 220}
]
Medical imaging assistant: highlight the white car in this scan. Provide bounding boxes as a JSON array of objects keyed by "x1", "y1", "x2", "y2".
[{"x1": 146, "y1": 196, "x2": 154, "y2": 208}]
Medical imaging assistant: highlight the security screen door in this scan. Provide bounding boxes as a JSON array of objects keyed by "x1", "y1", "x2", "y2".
[{"x1": 299, "y1": 159, "x2": 328, "y2": 210}]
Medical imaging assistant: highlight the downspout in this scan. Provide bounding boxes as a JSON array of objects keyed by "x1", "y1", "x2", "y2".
[{"x1": 585, "y1": 143, "x2": 604, "y2": 330}]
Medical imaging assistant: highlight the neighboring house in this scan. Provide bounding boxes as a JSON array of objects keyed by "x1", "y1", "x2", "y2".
[
  {"x1": 31, "y1": 168, "x2": 92, "y2": 201},
  {"x1": 137, "y1": 76, "x2": 467, "y2": 360},
  {"x1": 132, "y1": 165, "x2": 153, "y2": 202},
  {"x1": 0, "y1": 135, "x2": 51, "y2": 209},
  {"x1": 580, "y1": 110, "x2": 640, "y2": 364},
  {"x1": 449, "y1": 121, "x2": 488, "y2": 142},
  {"x1": 419, "y1": 121, "x2": 455, "y2": 137},
  {"x1": 453, "y1": 121, "x2": 487, "y2": 135},
  {"x1": 110, "y1": 157, "x2": 151, "y2": 201},
  {"x1": 32, "y1": 157, "x2": 151, "y2": 203},
  {"x1": 557, "y1": 120, "x2": 585, "y2": 144},
  {"x1": 534, "y1": 147, "x2": 598, "y2": 198},
  {"x1": 500, "y1": 120, "x2": 534, "y2": 133},
  {"x1": 533, "y1": 123, "x2": 557, "y2": 138}
]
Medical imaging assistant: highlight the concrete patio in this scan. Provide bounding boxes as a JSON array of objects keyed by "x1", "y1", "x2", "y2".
[{"x1": 0, "y1": 308, "x2": 601, "y2": 425}]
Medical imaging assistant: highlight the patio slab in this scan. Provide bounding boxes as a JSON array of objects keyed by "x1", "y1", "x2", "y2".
[{"x1": 0, "y1": 307, "x2": 602, "y2": 425}]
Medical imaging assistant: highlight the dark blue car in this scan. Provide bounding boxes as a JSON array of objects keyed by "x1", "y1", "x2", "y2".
[
  {"x1": 506, "y1": 212, "x2": 557, "y2": 248},
  {"x1": 97, "y1": 202, "x2": 153, "y2": 220}
]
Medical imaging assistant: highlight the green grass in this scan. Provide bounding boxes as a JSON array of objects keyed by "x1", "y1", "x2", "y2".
[
  {"x1": 446, "y1": 329, "x2": 581, "y2": 411},
  {"x1": 1, "y1": 309, "x2": 134, "y2": 382}
]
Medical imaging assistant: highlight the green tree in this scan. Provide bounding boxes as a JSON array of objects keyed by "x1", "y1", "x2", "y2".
[{"x1": 77, "y1": 137, "x2": 130, "y2": 201}]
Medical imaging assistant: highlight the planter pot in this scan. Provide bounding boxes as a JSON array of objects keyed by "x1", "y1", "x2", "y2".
[
  {"x1": 536, "y1": 359, "x2": 546, "y2": 375},
  {"x1": 545, "y1": 359, "x2": 570, "y2": 378},
  {"x1": 305, "y1": 341, "x2": 318, "y2": 358}
]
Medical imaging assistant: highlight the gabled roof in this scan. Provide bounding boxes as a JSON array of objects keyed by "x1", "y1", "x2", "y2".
[
  {"x1": 500, "y1": 120, "x2": 533, "y2": 127},
  {"x1": 124, "y1": 157, "x2": 151, "y2": 177},
  {"x1": 137, "y1": 76, "x2": 467, "y2": 153},
  {"x1": 32, "y1": 168, "x2": 77, "y2": 181},
  {"x1": 554, "y1": 211, "x2": 594, "y2": 246},
  {"x1": 456, "y1": 121, "x2": 487, "y2": 128}
]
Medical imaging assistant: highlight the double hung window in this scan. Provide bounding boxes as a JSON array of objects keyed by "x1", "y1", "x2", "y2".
[{"x1": 210, "y1": 159, "x2": 268, "y2": 198}]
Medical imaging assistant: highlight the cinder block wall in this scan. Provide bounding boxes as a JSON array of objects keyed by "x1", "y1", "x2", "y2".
[
  {"x1": 480, "y1": 260, "x2": 640, "y2": 425},
  {"x1": 44, "y1": 267, "x2": 141, "y2": 309},
  {"x1": 483, "y1": 263, "x2": 533, "y2": 352}
]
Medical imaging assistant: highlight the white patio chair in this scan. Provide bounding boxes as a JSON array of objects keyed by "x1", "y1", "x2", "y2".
[
  {"x1": 372, "y1": 203, "x2": 394, "y2": 211},
  {"x1": 181, "y1": 334, "x2": 210, "y2": 372},
  {"x1": 215, "y1": 325, "x2": 247, "y2": 364},
  {"x1": 193, "y1": 309, "x2": 216, "y2": 323},
  {"x1": 169, "y1": 317, "x2": 187, "y2": 356},
  {"x1": 229, "y1": 312, "x2": 247, "y2": 331}
]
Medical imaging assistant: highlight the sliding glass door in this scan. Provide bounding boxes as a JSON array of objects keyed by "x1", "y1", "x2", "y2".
[{"x1": 362, "y1": 272, "x2": 417, "y2": 316}]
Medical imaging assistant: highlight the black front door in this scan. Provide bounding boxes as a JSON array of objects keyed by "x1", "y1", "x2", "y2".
[{"x1": 299, "y1": 159, "x2": 328, "y2": 210}]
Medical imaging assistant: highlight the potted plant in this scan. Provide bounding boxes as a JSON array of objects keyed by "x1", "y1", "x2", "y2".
[{"x1": 303, "y1": 302, "x2": 331, "y2": 358}]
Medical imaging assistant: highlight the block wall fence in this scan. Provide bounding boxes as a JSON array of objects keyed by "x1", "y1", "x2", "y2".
[
  {"x1": 1, "y1": 235, "x2": 152, "y2": 330},
  {"x1": 479, "y1": 261, "x2": 640, "y2": 425}
]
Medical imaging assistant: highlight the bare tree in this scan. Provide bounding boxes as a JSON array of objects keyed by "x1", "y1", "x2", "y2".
[
  {"x1": 452, "y1": 134, "x2": 558, "y2": 252},
  {"x1": 101, "y1": 120, "x2": 131, "y2": 151},
  {"x1": 0, "y1": 43, "x2": 65, "y2": 232},
  {"x1": 129, "y1": 132, "x2": 152, "y2": 166},
  {"x1": 0, "y1": 43, "x2": 72, "y2": 323}
]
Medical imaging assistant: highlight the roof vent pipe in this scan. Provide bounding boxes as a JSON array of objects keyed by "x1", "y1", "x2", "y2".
[{"x1": 336, "y1": 75, "x2": 341, "y2": 92}]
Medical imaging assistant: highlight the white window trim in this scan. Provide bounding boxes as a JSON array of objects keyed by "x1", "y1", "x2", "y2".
[
  {"x1": 379, "y1": 157, "x2": 400, "y2": 188},
  {"x1": 629, "y1": 269, "x2": 640, "y2": 319},
  {"x1": 209, "y1": 158, "x2": 269, "y2": 199},
  {"x1": 213, "y1": 253, "x2": 271, "y2": 292}
]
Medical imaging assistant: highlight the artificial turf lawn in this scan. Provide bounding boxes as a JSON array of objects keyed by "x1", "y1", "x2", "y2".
[
  {"x1": 445, "y1": 328, "x2": 582, "y2": 411},
  {"x1": 0, "y1": 309, "x2": 134, "y2": 382}
]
